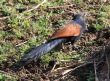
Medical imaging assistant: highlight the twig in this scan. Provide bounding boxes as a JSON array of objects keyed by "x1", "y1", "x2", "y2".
[
  {"x1": 61, "y1": 69, "x2": 73, "y2": 75},
  {"x1": 35, "y1": 66, "x2": 49, "y2": 80},
  {"x1": 53, "y1": 62, "x2": 81, "y2": 72},
  {"x1": 15, "y1": 41, "x2": 28, "y2": 47},
  {"x1": 98, "y1": 2, "x2": 104, "y2": 13},
  {"x1": 22, "y1": 0, "x2": 47, "y2": 14},
  {"x1": 53, "y1": 61, "x2": 91, "y2": 73},
  {"x1": 0, "y1": 16, "x2": 9, "y2": 20},
  {"x1": 51, "y1": 61, "x2": 59, "y2": 72},
  {"x1": 26, "y1": 15, "x2": 34, "y2": 19},
  {"x1": 0, "y1": 0, "x2": 46, "y2": 20},
  {"x1": 61, "y1": 68, "x2": 73, "y2": 79},
  {"x1": 94, "y1": 61, "x2": 99, "y2": 81},
  {"x1": 61, "y1": 61, "x2": 93, "y2": 76},
  {"x1": 57, "y1": 59, "x2": 70, "y2": 62},
  {"x1": 48, "y1": 4, "x2": 74, "y2": 9},
  {"x1": 104, "y1": 45, "x2": 110, "y2": 81},
  {"x1": 0, "y1": 26, "x2": 6, "y2": 30}
]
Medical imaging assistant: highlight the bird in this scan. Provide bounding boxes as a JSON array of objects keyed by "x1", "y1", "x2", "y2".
[{"x1": 21, "y1": 12, "x2": 87, "y2": 64}]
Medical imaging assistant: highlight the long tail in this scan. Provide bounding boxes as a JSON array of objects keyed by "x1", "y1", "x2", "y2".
[{"x1": 21, "y1": 38, "x2": 65, "y2": 64}]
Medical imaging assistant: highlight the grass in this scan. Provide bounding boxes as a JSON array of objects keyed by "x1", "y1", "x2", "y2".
[
  {"x1": 0, "y1": 0, "x2": 110, "y2": 80},
  {"x1": 0, "y1": 72, "x2": 18, "y2": 81}
]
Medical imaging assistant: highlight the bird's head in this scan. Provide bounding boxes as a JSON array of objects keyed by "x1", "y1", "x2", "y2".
[{"x1": 73, "y1": 12, "x2": 88, "y2": 21}]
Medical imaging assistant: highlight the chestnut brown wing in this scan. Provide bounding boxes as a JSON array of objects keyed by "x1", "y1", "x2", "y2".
[{"x1": 51, "y1": 23, "x2": 82, "y2": 39}]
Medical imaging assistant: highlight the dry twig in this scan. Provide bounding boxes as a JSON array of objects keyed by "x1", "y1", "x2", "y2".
[
  {"x1": 22, "y1": 0, "x2": 47, "y2": 14},
  {"x1": 48, "y1": 4, "x2": 74, "y2": 9},
  {"x1": 104, "y1": 45, "x2": 110, "y2": 81},
  {"x1": 0, "y1": 16, "x2": 8, "y2": 20},
  {"x1": 15, "y1": 41, "x2": 28, "y2": 47},
  {"x1": 51, "y1": 61, "x2": 59, "y2": 72},
  {"x1": 35, "y1": 66, "x2": 49, "y2": 80},
  {"x1": 0, "y1": 0, "x2": 47, "y2": 20},
  {"x1": 61, "y1": 61, "x2": 93, "y2": 76},
  {"x1": 94, "y1": 61, "x2": 99, "y2": 81}
]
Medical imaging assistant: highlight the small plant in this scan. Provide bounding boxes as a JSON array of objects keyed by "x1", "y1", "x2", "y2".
[
  {"x1": 93, "y1": 22, "x2": 102, "y2": 31},
  {"x1": 0, "y1": 0, "x2": 6, "y2": 3},
  {"x1": 15, "y1": 3, "x2": 27, "y2": 11},
  {"x1": 75, "y1": 0, "x2": 83, "y2": 3},
  {"x1": 29, "y1": 0, "x2": 41, "y2": 3},
  {"x1": 40, "y1": 53, "x2": 52, "y2": 64},
  {"x1": 97, "y1": 12, "x2": 105, "y2": 18},
  {"x1": 87, "y1": 71, "x2": 94, "y2": 81},
  {"x1": 102, "y1": 6, "x2": 110, "y2": 12},
  {"x1": 0, "y1": 73, "x2": 17, "y2": 81},
  {"x1": 55, "y1": 52, "x2": 64, "y2": 59},
  {"x1": 0, "y1": 31, "x2": 5, "y2": 37},
  {"x1": 2, "y1": 5, "x2": 12, "y2": 15}
]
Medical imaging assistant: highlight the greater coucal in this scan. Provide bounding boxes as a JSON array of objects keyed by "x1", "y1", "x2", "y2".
[{"x1": 22, "y1": 12, "x2": 87, "y2": 64}]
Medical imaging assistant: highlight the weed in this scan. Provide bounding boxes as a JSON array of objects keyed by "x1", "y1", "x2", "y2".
[
  {"x1": 93, "y1": 22, "x2": 102, "y2": 31},
  {"x1": 2, "y1": 5, "x2": 12, "y2": 16},
  {"x1": 0, "y1": 0, "x2": 6, "y2": 4},
  {"x1": 29, "y1": 0, "x2": 41, "y2": 3},
  {"x1": 75, "y1": 0, "x2": 83, "y2": 3},
  {"x1": 87, "y1": 71, "x2": 94, "y2": 81},
  {"x1": 40, "y1": 53, "x2": 52, "y2": 65},
  {"x1": 0, "y1": 73, "x2": 17, "y2": 81},
  {"x1": 15, "y1": 3, "x2": 27, "y2": 11},
  {"x1": 102, "y1": 5, "x2": 110, "y2": 12},
  {"x1": 97, "y1": 12, "x2": 105, "y2": 18},
  {"x1": 0, "y1": 31, "x2": 5, "y2": 37}
]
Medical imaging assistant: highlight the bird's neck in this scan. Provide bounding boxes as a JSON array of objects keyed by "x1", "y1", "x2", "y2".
[{"x1": 74, "y1": 18, "x2": 86, "y2": 28}]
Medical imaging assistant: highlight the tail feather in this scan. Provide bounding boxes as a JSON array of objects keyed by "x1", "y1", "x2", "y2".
[{"x1": 21, "y1": 38, "x2": 65, "y2": 64}]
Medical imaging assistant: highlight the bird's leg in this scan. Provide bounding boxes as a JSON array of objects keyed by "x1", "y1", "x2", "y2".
[
  {"x1": 61, "y1": 43, "x2": 68, "y2": 53},
  {"x1": 68, "y1": 43, "x2": 73, "y2": 51}
]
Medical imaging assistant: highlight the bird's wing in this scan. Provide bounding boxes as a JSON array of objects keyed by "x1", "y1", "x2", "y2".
[{"x1": 51, "y1": 23, "x2": 82, "y2": 39}]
